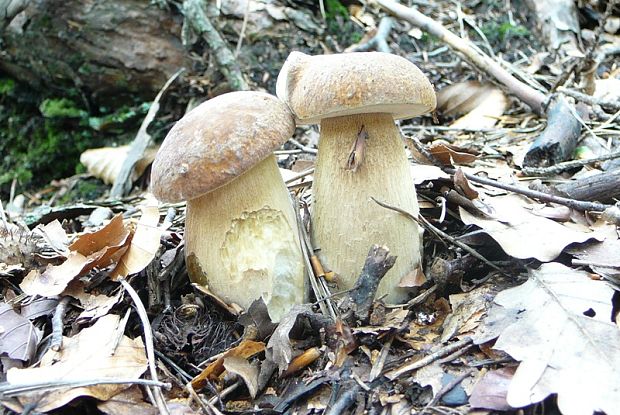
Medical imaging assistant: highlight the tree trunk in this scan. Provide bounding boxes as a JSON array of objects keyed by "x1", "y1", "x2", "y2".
[{"x1": 0, "y1": 0, "x2": 189, "y2": 104}]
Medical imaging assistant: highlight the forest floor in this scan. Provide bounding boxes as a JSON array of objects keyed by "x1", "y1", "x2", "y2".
[{"x1": 1, "y1": 0, "x2": 620, "y2": 414}]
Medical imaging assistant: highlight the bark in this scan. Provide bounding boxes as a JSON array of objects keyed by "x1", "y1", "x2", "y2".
[{"x1": 0, "y1": 0, "x2": 189, "y2": 104}]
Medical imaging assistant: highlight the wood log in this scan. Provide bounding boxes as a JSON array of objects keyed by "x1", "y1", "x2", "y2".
[{"x1": 0, "y1": 0, "x2": 189, "y2": 104}]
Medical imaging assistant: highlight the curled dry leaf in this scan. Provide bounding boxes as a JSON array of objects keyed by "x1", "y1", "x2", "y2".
[
  {"x1": 427, "y1": 142, "x2": 478, "y2": 166},
  {"x1": 437, "y1": 81, "x2": 509, "y2": 129},
  {"x1": 223, "y1": 356, "x2": 259, "y2": 398},
  {"x1": 111, "y1": 202, "x2": 163, "y2": 280},
  {"x1": 80, "y1": 145, "x2": 159, "y2": 185},
  {"x1": 20, "y1": 215, "x2": 130, "y2": 297},
  {"x1": 191, "y1": 339, "x2": 265, "y2": 390}
]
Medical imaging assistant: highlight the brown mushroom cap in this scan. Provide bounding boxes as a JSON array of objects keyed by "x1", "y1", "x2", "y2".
[
  {"x1": 276, "y1": 51, "x2": 437, "y2": 125},
  {"x1": 151, "y1": 91, "x2": 295, "y2": 203}
]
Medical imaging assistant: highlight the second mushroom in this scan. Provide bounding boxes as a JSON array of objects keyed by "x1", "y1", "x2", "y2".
[
  {"x1": 277, "y1": 52, "x2": 436, "y2": 303},
  {"x1": 150, "y1": 91, "x2": 305, "y2": 321}
]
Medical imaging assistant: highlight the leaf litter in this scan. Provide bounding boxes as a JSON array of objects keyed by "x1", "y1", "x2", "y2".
[{"x1": 1, "y1": 0, "x2": 620, "y2": 414}]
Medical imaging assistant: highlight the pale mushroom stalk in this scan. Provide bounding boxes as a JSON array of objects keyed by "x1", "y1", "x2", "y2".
[
  {"x1": 151, "y1": 91, "x2": 305, "y2": 321},
  {"x1": 185, "y1": 154, "x2": 303, "y2": 320},
  {"x1": 277, "y1": 51, "x2": 436, "y2": 303},
  {"x1": 313, "y1": 113, "x2": 420, "y2": 301}
]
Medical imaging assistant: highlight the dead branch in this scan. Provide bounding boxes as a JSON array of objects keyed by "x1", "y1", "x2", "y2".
[
  {"x1": 376, "y1": 0, "x2": 547, "y2": 115},
  {"x1": 554, "y1": 168, "x2": 620, "y2": 202},
  {"x1": 50, "y1": 296, "x2": 70, "y2": 352},
  {"x1": 442, "y1": 167, "x2": 612, "y2": 211},
  {"x1": 182, "y1": 0, "x2": 248, "y2": 92},
  {"x1": 522, "y1": 149, "x2": 620, "y2": 176},
  {"x1": 347, "y1": 245, "x2": 397, "y2": 324},
  {"x1": 557, "y1": 87, "x2": 620, "y2": 112},
  {"x1": 384, "y1": 337, "x2": 473, "y2": 380},
  {"x1": 347, "y1": 16, "x2": 394, "y2": 53},
  {"x1": 523, "y1": 97, "x2": 585, "y2": 168}
]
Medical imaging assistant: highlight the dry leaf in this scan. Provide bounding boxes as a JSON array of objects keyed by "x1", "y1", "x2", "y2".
[
  {"x1": 469, "y1": 367, "x2": 516, "y2": 410},
  {"x1": 223, "y1": 356, "x2": 259, "y2": 398},
  {"x1": 97, "y1": 385, "x2": 158, "y2": 415},
  {"x1": 437, "y1": 81, "x2": 509, "y2": 129},
  {"x1": 20, "y1": 215, "x2": 130, "y2": 296},
  {"x1": 6, "y1": 314, "x2": 147, "y2": 413},
  {"x1": 459, "y1": 194, "x2": 603, "y2": 261},
  {"x1": 480, "y1": 263, "x2": 620, "y2": 415},
  {"x1": 191, "y1": 340, "x2": 265, "y2": 389},
  {"x1": 80, "y1": 146, "x2": 159, "y2": 185},
  {"x1": 427, "y1": 142, "x2": 478, "y2": 166},
  {"x1": 111, "y1": 202, "x2": 162, "y2": 280},
  {"x1": 266, "y1": 304, "x2": 312, "y2": 373},
  {"x1": 453, "y1": 167, "x2": 479, "y2": 200},
  {"x1": 0, "y1": 303, "x2": 42, "y2": 361}
]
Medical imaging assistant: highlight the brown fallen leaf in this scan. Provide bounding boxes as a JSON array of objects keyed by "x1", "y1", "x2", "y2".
[
  {"x1": 428, "y1": 142, "x2": 478, "y2": 166},
  {"x1": 223, "y1": 356, "x2": 259, "y2": 398},
  {"x1": 191, "y1": 339, "x2": 265, "y2": 390},
  {"x1": 460, "y1": 194, "x2": 604, "y2": 262},
  {"x1": 111, "y1": 201, "x2": 163, "y2": 280},
  {"x1": 469, "y1": 367, "x2": 516, "y2": 411},
  {"x1": 6, "y1": 314, "x2": 147, "y2": 413},
  {"x1": 20, "y1": 215, "x2": 130, "y2": 296}
]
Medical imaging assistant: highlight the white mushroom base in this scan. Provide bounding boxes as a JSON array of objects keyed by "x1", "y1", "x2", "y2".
[
  {"x1": 184, "y1": 155, "x2": 305, "y2": 321},
  {"x1": 312, "y1": 113, "x2": 422, "y2": 303}
]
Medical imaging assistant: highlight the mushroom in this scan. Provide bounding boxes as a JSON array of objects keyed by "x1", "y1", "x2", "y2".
[
  {"x1": 150, "y1": 91, "x2": 305, "y2": 321},
  {"x1": 276, "y1": 52, "x2": 436, "y2": 303}
]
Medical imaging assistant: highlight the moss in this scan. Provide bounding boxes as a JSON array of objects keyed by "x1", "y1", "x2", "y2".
[
  {"x1": 325, "y1": 0, "x2": 348, "y2": 20},
  {"x1": 0, "y1": 77, "x2": 148, "y2": 199},
  {"x1": 481, "y1": 21, "x2": 529, "y2": 44},
  {"x1": 39, "y1": 98, "x2": 87, "y2": 118},
  {"x1": 57, "y1": 178, "x2": 107, "y2": 205}
]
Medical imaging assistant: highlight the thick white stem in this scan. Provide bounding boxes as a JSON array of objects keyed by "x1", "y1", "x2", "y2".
[
  {"x1": 312, "y1": 113, "x2": 422, "y2": 302},
  {"x1": 185, "y1": 155, "x2": 305, "y2": 321}
]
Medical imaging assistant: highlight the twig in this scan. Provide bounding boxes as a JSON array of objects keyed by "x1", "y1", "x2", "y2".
[
  {"x1": 183, "y1": 0, "x2": 248, "y2": 91},
  {"x1": 288, "y1": 138, "x2": 318, "y2": 154},
  {"x1": 326, "y1": 384, "x2": 360, "y2": 415},
  {"x1": 347, "y1": 16, "x2": 394, "y2": 53},
  {"x1": 0, "y1": 378, "x2": 170, "y2": 398},
  {"x1": 119, "y1": 278, "x2": 170, "y2": 415},
  {"x1": 442, "y1": 167, "x2": 612, "y2": 212},
  {"x1": 371, "y1": 198, "x2": 506, "y2": 276},
  {"x1": 50, "y1": 296, "x2": 71, "y2": 351},
  {"x1": 522, "y1": 149, "x2": 620, "y2": 176},
  {"x1": 348, "y1": 245, "x2": 397, "y2": 324},
  {"x1": 376, "y1": 0, "x2": 546, "y2": 114},
  {"x1": 110, "y1": 68, "x2": 184, "y2": 199},
  {"x1": 234, "y1": 0, "x2": 250, "y2": 56},
  {"x1": 557, "y1": 87, "x2": 620, "y2": 112},
  {"x1": 369, "y1": 335, "x2": 393, "y2": 381},
  {"x1": 384, "y1": 337, "x2": 473, "y2": 380}
]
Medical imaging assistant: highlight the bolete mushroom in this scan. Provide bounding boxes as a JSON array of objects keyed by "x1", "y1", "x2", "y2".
[
  {"x1": 276, "y1": 52, "x2": 436, "y2": 303},
  {"x1": 150, "y1": 91, "x2": 305, "y2": 321}
]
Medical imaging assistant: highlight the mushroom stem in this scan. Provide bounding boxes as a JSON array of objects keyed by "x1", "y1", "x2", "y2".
[
  {"x1": 312, "y1": 113, "x2": 422, "y2": 302},
  {"x1": 185, "y1": 154, "x2": 305, "y2": 321}
]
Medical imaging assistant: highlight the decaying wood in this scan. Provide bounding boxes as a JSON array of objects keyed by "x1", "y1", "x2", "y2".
[
  {"x1": 0, "y1": 0, "x2": 188, "y2": 104},
  {"x1": 523, "y1": 97, "x2": 585, "y2": 167},
  {"x1": 347, "y1": 245, "x2": 397, "y2": 324},
  {"x1": 555, "y1": 168, "x2": 620, "y2": 202},
  {"x1": 0, "y1": 0, "x2": 29, "y2": 28},
  {"x1": 522, "y1": 149, "x2": 620, "y2": 176}
]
